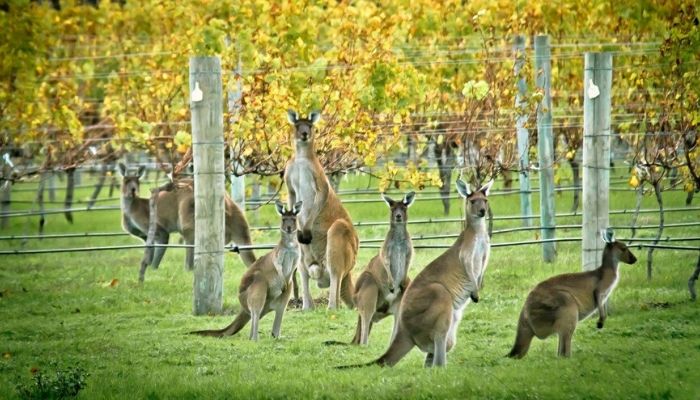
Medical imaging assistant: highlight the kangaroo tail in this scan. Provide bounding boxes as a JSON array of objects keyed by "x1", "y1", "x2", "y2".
[
  {"x1": 507, "y1": 309, "x2": 535, "y2": 359},
  {"x1": 189, "y1": 312, "x2": 250, "y2": 338},
  {"x1": 336, "y1": 327, "x2": 414, "y2": 369}
]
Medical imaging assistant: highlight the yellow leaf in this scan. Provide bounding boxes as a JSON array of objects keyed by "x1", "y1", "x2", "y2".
[{"x1": 629, "y1": 175, "x2": 640, "y2": 188}]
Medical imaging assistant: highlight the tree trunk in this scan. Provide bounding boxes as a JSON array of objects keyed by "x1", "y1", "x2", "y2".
[
  {"x1": 630, "y1": 186, "x2": 644, "y2": 240},
  {"x1": 407, "y1": 135, "x2": 417, "y2": 165},
  {"x1": 686, "y1": 191, "x2": 694, "y2": 206},
  {"x1": 435, "y1": 142, "x2": 455, "y2": 216},
  {"x1": 647, "y1": 180, "x2": 664, "y2": 280},
  {"x1": 64, "y1": 167, "x2": 75, "y2": 224},
  {"x1": 329, "y1": 172, "x2": 342, "y2": 193},
  {"x1": 87, "y1": 163, "x2": 110, "y2": 209},
  {"x1": 36, "y1": 174, "x2": 46, "y2": 236},
  {"x1": 502, "y1": 171, "x2": 513, "y2": 190},
  {"x1": 0, "y1": 178, "x2": 10, "y2": 230},
  {"x1": 569, "y1": 158, "x2": 581, "y2": 212},
  {"x1": 47, "y1": 171, "x2": 56, "y2": 202},
  {"x1": 688, "y1": 251, "x2": 700, "y2": 301},
  {"x1": 108, "y1": 172, "x2": 118, "y2": 198}
]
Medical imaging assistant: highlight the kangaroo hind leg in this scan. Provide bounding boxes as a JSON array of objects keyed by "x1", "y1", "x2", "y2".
[
  {"x1": 150, "y1": 228, "x2": 170, "y2": 270},
  {"x1": 554, "y1": 303, "x2": 578, "y2": 358},
  {"x1": 326, "y1": 220, "x2": 356, "y2": 310}
]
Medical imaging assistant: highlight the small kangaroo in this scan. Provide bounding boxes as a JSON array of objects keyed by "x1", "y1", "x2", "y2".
[
  {"x1": 284, "y1": 110, "x2": 359, "y2": 310},
  {"x1": 339, "y1": 179, "x2": 493, "y2": 368},
  {"x1": 327, "y1": 192, "x2": 415, "y2": 346},
  {"x1": 118, "y1": 163, "x2": 256, "y2": 281},
  {"x1": 507, "y1": 228, "x2": 637, "y2": 358},
  {"x1": 190, "y1": 201, "x2": 302, "y2": 341}
]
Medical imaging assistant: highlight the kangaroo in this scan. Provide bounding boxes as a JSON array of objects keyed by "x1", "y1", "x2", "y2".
[
  {"x1": 326, "y1": 192, "x2": 415, "y2": 346},
  {"x1": 284, "y1": 110, "x2": 359, "y2": 310},
  {"x1": 507, "y1": 228, "x2": 637, "y2": 358},
  {"x1": 190, "y1": 201, "x2": 302, "y2": 341},
  {"x1": 339, "y1": 179, "x2": 493, "y2": 368},
  {"x1": 118, "y1": 163, "x2": 256, "y2": 281}
]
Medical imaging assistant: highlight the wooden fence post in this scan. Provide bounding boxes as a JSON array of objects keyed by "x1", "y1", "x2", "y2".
[
  {"x1": 228, "y1": 48, "x2": 246, "y2": 208},
  {"x1": 582, "y1": 52, "x2": 613, "y2": 270},
  {"x1": 190, "y1": 56, "x2": 225, "y2": 315},
  {"x1": 534, "y1": 35, "x2": 557, "y2": 262},
  {"x1": 514, "y1": 34, "x2": 533, "y2": 227},
  {"x1": 1, "y1": 159, "x2": 12, "y2": 229}
]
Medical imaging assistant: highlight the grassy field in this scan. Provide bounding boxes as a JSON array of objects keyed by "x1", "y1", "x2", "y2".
[{"x1": 0, "y1": 170, "x2": 699, "y2": 399}]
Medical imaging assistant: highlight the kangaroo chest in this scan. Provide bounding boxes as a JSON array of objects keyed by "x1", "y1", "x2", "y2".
[
  {"x1": 469, "y1": 235, "x2": 489, "y2": 273},
  {"x1": 289, "y1": 159, "x2": 320, "y2": 227},
  {"x1": 453, "y1": 234, "x2": 489, "y2": 311},
  {"x1": 600, "y1": 274, "x2": 619, "y2": 304},
  {"x1": 122, "y1": 200, "x2": 148, "y2": 234},
  {"x1": 273, "y1": 245, "x2": 300, "y2": 282},
  {"x1": 384, "y1": 238, "x2": 411, "y2": 283}
]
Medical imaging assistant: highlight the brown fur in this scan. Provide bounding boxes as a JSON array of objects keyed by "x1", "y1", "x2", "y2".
[
  {"x1": 190, "y1": 201, "x2": 301, "y2": 340},
  {"x1": 507, "y1": 230, "x2": 637, "y2": 358},
  {"x1": 327, "y1": 192, "x2": 415, "y2": 346},
  {"x1": 118, "y1": 163, "x2": 256, "y2": 282},
  {"x1": 338, "y1": 180, "x2": 493, "y2": 368},
  {"x1": 284, "y1": 110, "x2": 359, "y2": 310}
]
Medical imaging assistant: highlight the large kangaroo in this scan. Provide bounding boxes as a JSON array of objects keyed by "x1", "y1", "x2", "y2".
[
  {"x1": 327, "y1": 192, "x2": 415, "y2": 346},
  {"x1": 507, "y1": 229, "x2": 637, "y2": 358},
  {"x1": 284, "y1": 110, "x2": 359, "y2": 310},
  {"x1": 339, "y1": 179, "x2": 493, "y2": 368},
  {"x1": 118, "y1": 163, "x2": 256, "y2": 281},
  {"x1": 190, "y1": 201, "x2": 302, "y2": 341}
]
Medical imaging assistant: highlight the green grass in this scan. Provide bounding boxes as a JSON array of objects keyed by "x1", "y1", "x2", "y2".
[{"x1": 1, "y1": 170, "x2": 699, "y2": 399}]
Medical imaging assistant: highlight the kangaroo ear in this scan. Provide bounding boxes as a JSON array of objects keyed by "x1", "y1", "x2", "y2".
[
  {"x1": 309, "y1": 111, "x2": 321, "y2": 125},
  {"x1": 293, "y1": 201, "x2": 303, "y2": 215},
  {"x1": 456, "y1": 179, "x2": 472, "y2": 198},
  {"x1": 287, "y1": 109, "x2": 298, "y2": 125},
  {"x1": 137, "y1": 166, "x2": 147, "y2": 180},
  {"x1": 117, "y1": 163, "x2": 127, "y2": 177},
  {"x1": 601, "y1": 228, "x2": 615, "y2": 243},
  {"x1": 275, "y1": 200, "x2": 286, "y2": 216},
  {"x1": 403, "y1": 191, "x2": 416, "y2": 207},
  {"x1": 381, "y1": 193, "x2": 394, "y2": 207},
  {"x1": 479, "y1": 179, "x2": 494, "y2": 196}
]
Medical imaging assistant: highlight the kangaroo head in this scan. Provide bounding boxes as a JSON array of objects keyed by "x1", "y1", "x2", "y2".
[
  {"x1": 601, "y1": 228, "x2": 638, "y2": 265},
  {"x1": 118, "y1": 163, "x2": 146, "y2": 199},
  {"x1": 276, "y1": 200, "x2": 302, "y2": 234},
  {"x1": 287, "y1": 109, "x2": 320, "y2": 146},
  {"x1": 381, "y1": 191, "x2": 415, "y2": 224},
  {"x1": 456, "y1": 179, "x2": 493, "y2": 219}
]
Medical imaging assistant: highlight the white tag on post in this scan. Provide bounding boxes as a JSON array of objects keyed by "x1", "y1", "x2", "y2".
[
  {"x1": 2, "y1": 153, "x2": 13, "y2": 168},
  {"x1": 587, "y1": 79, "x2": 600, "y2": 99},
  {"x1": 191, "y1": 81, "x2": 203, "y2": 102}
]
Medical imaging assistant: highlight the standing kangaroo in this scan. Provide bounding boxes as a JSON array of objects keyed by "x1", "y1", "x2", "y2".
[
  {"x1": 284, "y1": 110, "x2": 359, "y2": 310},
  {"x1": 327, "y1": 192, "x2": 415, "y2": 346},
  {"x1": 190, "y1": 201, "x2": 302, "y2": 341},
  {"x1": 507, "y1": 228, "x2": 637, "y2": 358},
  {"x1": 118, "y1": 163, "x2": 256, "y2": 281},
  {"x1": 339, "y1": 179, "x2": 493, "y2": 368}
]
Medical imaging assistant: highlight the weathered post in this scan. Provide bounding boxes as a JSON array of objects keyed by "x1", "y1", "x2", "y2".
[
  {"x1": 514, "y1": 34, "x2": 533, "y2": 227},
  {"x1": 190, "y1": 56, "x2": 225, "y2": 315},
  {"x1": 228, "y1": 49, "x2": 246, "y2": 209},
  {"x1": 0, "y1": 157, "x2": 12, "y2": 229},
  {"x1": 534, "y1": 35, "x2": 556, "y2": 262},
  {"x1": 582, "y1": 52, "x2": 613, "y2": 270}
]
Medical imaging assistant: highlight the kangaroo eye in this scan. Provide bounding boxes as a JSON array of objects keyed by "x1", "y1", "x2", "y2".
[{"x1": 470, "y1": 200, "x2": 476, "y2": 205}]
